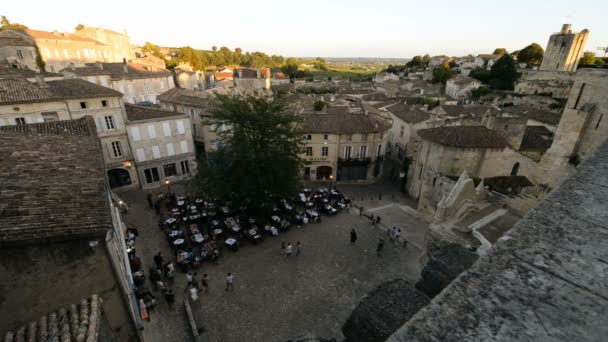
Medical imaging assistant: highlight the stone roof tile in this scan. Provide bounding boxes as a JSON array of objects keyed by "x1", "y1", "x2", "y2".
[
  {"x1": 386, "y1": 103, "x2": 430, "y2": 124},
  {"x1": 301, "y1": 113, "x2": 391, "y2": 134},
  {"x1": 418, "y1": 126, "x2": 508, "y2": 148}
]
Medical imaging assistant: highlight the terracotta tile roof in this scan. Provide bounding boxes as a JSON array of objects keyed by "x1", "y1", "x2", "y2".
[
  {"x1": 301, "y1": 113, "x2": 391, "y2": 134},
  {"x1": 519, "y1": 125, "x2": 554, "y2": 152},
  {"x1": 418, "y1": 126, "x2": 508, "y2": 148},
  {"x1": 0, "y1": 78, "x2": 121, "y2": 105},
  {"x1": 501, "y1": 105, "x2": 562, "y2": 125},
  {"x1": 386, "y1": 103, "x2": 430, "y2": 124},
  {"x1": 125, "y1": 104, "x2": 186, "y2": 121},
  {"x1": 25, "y1": 29, "x2": 108, "y2": 46},
  {"x1": 0, "y1": 116, "x2": 112, "y2": 245},
  {"x1": 3, "y1": 295, "x2": 103, "y2": 342}
]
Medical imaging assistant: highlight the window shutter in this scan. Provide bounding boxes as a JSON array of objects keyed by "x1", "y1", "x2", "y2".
[
  {"x1": 0, "y1": 119, "x2": 4, "y2": 126},
  {"x1": 131, "y1": 127, "x2": 141, "y2": 141},
  {"x1": 95, "y1": 117, "x2": 104, "y2": 133},
  {"x1": 136, "y1": 148, "x2": 146, "y2": 162},
  {"x1": 176, "y1": 120, "x2": 185, "y2": 134},
  {"x1": 148, "y1": 125, "x2": 156, "y2": 139},
  {"x1": 163, "y1": 122, "x2": 171, "y2": 137},
  {"x1": 166, "y1": 143, "x2": 175, "y2": 156},
  {"x1": 180, "y1": 141, "x2": 188, "y2": 154},
  {"x1": 152, "y1": 145, "x2": 161, "y2": 159},
  {"x1": 36, "y1": 117, "x2": 44, "y2": 123},
  {"x1": 25, "y1": 117, "x2": 33, "y2": 124},
  {"x1": 113, "y1": 115, "x2": 121, "y2": 129},
  {"x1": 106, "y1": 142, "x2": 114, "y2": 158}
]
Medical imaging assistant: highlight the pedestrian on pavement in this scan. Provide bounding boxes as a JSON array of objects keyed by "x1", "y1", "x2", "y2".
[
  {"x1": 225, "y1": 273, "x2": 234, "y2": 291},
  {"x1": 157, "y1": 280, "x2": 166, "y2": 294},
  {"x1": 201, "y1": 274, "x2": 209, "y2": 293},
  {"x1": 376, "y1": 216, "x2": 381, "y2": 226},
  {"x1": 149, "y1": 267, "x2": 160, "y2": 290},
  {"x1": 281, "y1": 240, "x2": 285, "y2": 251},
  {"x1": 165, "y1": 262, "x2": 175, "y2": 287},
  {"x1": 359, "y1": 206, "x2": 364, "y2": 216},
  {"x1": 296, "y1": 241, "x2": 302, "y2": 256},
  {"x1": 154, "y1": 252, "x2": 164, "y2": 271},
  {"x1": 186, "y1": 272, "x2": 194, "y2": 287},
  {"x1": 350, "y1": 229, "x2": 357, "y2": 244},
  {"x1": 390, "y1": 226, "x2": 397, "y2": 241},
  {"x1": 164, "y1": 289, "x2": 175, "y2": 309},
  {"x1": 376, "y1": 238, "x2": 385, "y2": 256},
  {"x1": 146, "y1": 193, "x2": 154, "y2": 209},
  {"x1": 370, "y1": 214, "x2": 375, "y2": 225},
  {"x1": 285, "y1": 242, "x2": 293, "y2": 257},
  {"x1": 394, "y1": 229, "x2": 401, "y2": 245},
  {"x1": 403, "y1": 239, "x2": 408, "y2": 249},
  {"x1": 154, "y1": 200, "x2": 160, "y2": 215}
]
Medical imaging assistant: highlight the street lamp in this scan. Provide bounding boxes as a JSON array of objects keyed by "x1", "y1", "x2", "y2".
[
  {"x1": 329, "y1": 175, "x2": 334, "y2": 190},
  {"x1": 164, "y1": 179, "x2": 171, "y2": 195}
]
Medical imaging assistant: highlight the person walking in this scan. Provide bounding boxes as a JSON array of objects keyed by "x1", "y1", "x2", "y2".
[
  {"x1": 390, "y1": 227, "x2": 397, "y2": 241},
  {"x1": 359, "y1": 206, "x2": 364, "y2": 216},
  {"x1": 165, "y1": 262, "x2": 175, "y2": 287},
  {"x1": 285, "y1": 242, "x2": 293, "y2": 257},
  {"x1": 350, "y1": 229, "x2": 357, "y2": 244},
  {"x1": 376, "y1": 216, "x2": 381, "y2": 226},
  {"x1": 296, "y1": 241, "x2": 302, "y2": 256},
  {"x1": 225, "y1": 273, "x2": 234, "y2": 291},
  {"x1": 154, "y1": 252, "x2": 164, "y2": 272},
  {"x1": 201, "y1": 273, "x2": 209, "y2": 293},
  {"x1": 394, "y1": 229, "x2": 401, "y2": 245},
  {"x1": 376, "y1": 238, "x2": 385, "y2": 256},
  {"x1": 164, "y1": 289, "x2": 175, "y2": 309},
  {"x1": 186, "y1": 272, "x2": 194, "y2": 287},
  {"x1": 146, "y1": 193, "x2": 154, "y2": 209}
]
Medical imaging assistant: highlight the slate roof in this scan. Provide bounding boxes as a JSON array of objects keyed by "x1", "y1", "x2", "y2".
[
  {"x1": 448, "y1": 75, "x2": 479, "y2": 85},
  {"x1": 501, "y1": 105, "x2": 562, "y2": 125},
  {"x1": 438, "y1": 105, "x2": 494, "y2": 118},
  {"x1": 0, "y1": 78, "x2": 121, "y2": 105},
  {"x1": 125, "y1": 104, "x2": 185, "y2": 121},
  {"x1": 370, "y1": 100, "x2": 397, "y2": 109},
  {"x1": 418, "y1": 126, "x2": 508, "y2": 148},
  {"x1": 0, "y1": 66, "x2": 62, "y2": 79},
  {"x1": 62, "y1": 62, "x2": 172, "y2": 80},
  {"x1": 386, "y1": 103, "x2": 430, "y2": 124},
  {"x1": 519, "y1": 125, "x2": 554, "y2": 152},
  {"x1": 301, "y1": 113, "x2": 391, "y2": 134},
  {"x1": 157, "y1": 87, "x2": 214, "y2": 108},
  {"x1": 3, "y1": 295, "x2": 103, "y2": 342},
  {"x1": 0, "y1": 116, "x2": 112, "y2": 245}
]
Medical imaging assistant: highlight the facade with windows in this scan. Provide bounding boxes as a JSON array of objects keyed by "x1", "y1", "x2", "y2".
[
  {"x1": 0, "y1": 77, "x2": 138, "y2": 189},
  {"x1": 300, "y1": 113, "x2": 390, "y2": 182},
  {"x1": 125, "y1": 104, "x2": 196, "y2": 189}
]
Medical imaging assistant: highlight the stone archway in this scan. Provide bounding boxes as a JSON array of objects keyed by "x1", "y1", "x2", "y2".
[
  {"x1": 108, "y1": 168, "x2": 132, "y2": 188},
  {"x1": 316, "y1": 166, "x2": 333, "y2": 180}
]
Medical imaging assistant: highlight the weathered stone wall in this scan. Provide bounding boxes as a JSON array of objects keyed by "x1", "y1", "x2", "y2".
[
  {"x1": 515, "y1": 70, "x2": 575, "y2": 99},
  {"x1": 539, "y1": 26, "x2": 589, "y2": 72},
  {"x1": 0, "y1": 240, "x2": 135, "y2": 341},
  {"x1": 0, "y1": 45, "x2": 38, "y2": 70}
]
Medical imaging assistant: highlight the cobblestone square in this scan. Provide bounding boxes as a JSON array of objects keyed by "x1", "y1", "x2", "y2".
[{"x1": 120, "y1": 184, "x2": 427, "y2": 342}]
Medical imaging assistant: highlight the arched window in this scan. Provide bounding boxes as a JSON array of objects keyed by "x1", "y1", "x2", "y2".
[{"x1": 511, "y1": 162, "x2": 520, "y2": 176}]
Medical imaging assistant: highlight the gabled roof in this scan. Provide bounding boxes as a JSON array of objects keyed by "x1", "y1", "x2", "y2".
[
  {"x1": 125, "y1": 104, "x2": 186, "y2": 121},
  {"x1": 0, "y1": 78, "x2": 121, "y2": 105},
  {"x1": 386, "y1": 103, "x2": 430, "y2": 124},
  {"x1": 62, "y1": 62, "x2": 172, "y2": 80},
  {"x1": 0, "y1": 117, "x2": 112, "y2": 245},
  {"x1": 448, "y1": 75, "x2": 479, "y2": 86},
  {"x1": 519, "y1": 125, "x2": 554, "y2": 152},
  {"x1": 157, "y1": 87, "x2": 214, "y2": 108},
  {"x1": 3, "y1": 295, "x2": 104, "y2": 342},
  {"x1": 436, "y1": 105, "x2": 494, "y2": 118},
  {"x1": 418, "y1": 126, "x2": 508, "y2": 148},
  {"x1": 501, "y1": 105, "x2": 562, "y2": 126},
  {"x1": 301, "y1": 113, "x2": 391, "y2": 134},
  {"x1": 25, "y1": 29, "x2": 108, "y2": 45}
]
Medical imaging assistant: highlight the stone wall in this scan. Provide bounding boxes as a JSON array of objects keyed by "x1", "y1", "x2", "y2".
[{"x1": 515, "y1": 70, "x2": 575, "y2": 99}]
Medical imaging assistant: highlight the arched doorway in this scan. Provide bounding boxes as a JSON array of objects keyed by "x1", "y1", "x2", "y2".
[
  {"x1": 316, "y1": 166, "x2": 332, "y2": 180},
  {"x1": 108, "y1": 168, "x2": 132, "y2": 188},
  {"x1": 511, "y1": 162, "x2": 520, "y2": 176}
]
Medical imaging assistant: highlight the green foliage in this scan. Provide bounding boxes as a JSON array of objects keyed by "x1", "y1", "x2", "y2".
[
  {"x1": 432, "y1": 62, "x2": 453, "y2": 84},
  {"x1": 489, "y1": 54, "x2": 519, "y2": 90},
  {"x1": 517, "y1": 43, "x2": 544, "y2": 65},
  {"x1": 75, "y1": 24, "x2": 85, "y2": 31},
  {"x1": 469, "y1": 67, "x2": 492, "y2": 83},
  {"x1": 34, "y1": 46, "x2": 45, "y2": 71},
  {"x1": 493, "y1": 48, "x2": 508, "y2": 55},
  {"x1": 471, "y1": 86, "x2": 492, "y2": 99},
  {"x1": 384, "y1": 64, "x2": 406, "y2": 73},
  {"x1": 281, "y1": 58, "x2": 300, "y2": 79},
  {"x1": 0, "y1": 16, "x2": 28, "y2": 31},
  {"x1": 415, "y1": 97, "x2": 440, "y2": 110},
  {"x1": 313, "y1": 57, "x2": 328, "y2": 71},
  {"x1": 579, "y1": 51, "x2": 597, "y2": 65},
  {"x1": 313, "y1": 100, "x2": 330, "y2": 111},
  {"x1": 141, "y1": 42, "x2": 165, "y2": 59},
  {"x1": 192, "y1": 95, "x2": 305, "y2": 213},
  {"x1": 406, "y1": 55, "x2": 425, "y2": 68}
]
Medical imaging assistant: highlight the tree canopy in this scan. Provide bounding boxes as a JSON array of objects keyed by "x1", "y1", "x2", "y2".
[
  {"x1": 192, "y1": 95, "x2": 305, "y2": 214},
  {"x1": 488, "y1": 54, "x2": 519, "y2": 90},
  {"x1": 0, "y1": 16, "x2": 28, "y2": 31},
  {"x1": 141, "y1": 42, "x2": 165, "y2": 59},
  {"x1": 579, "y1": 51, "x2": 597, "y2": 65},
  {"x1": 493, "y1": 48, "x2": 508, "y2": 55},
  {"x1": 517, "y1": 43, "x2": 544, "y2": 65},
  {"x1": 432, "y1": 62, "x2": 453, "y2": 84},
  {"x1": 281, "y1": 58, "x2": 300, "y2": 79},
  {"x1": 75, "y1": 24, "x2": 85, "y2": 31}
]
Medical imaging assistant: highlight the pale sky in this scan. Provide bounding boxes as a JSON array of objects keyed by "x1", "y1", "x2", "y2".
[{"x1": 4, "y1": 0, "x2": 607, "y2": 58}]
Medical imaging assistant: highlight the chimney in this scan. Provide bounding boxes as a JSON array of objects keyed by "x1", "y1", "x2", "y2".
[
  {"x1": 122, "y1": 58, "x2": 128, "y2": 73},
  {"x1": 561, "y1": 24, "x2": 572, "y2": 34},
  {"x1": 96, "y1": 61, "x2": 103, "y2": 70},
  {"x1": 69, "y1": 62, "x2": 75, "y2": 71},
  {"x1": 35, "y1": 72, "x2": 49, "y2": 88}
]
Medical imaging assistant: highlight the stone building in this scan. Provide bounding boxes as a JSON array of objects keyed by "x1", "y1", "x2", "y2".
[
  {"x1": 0, "y1": 117, "x2": 141, "y2": 341},
  {"x1": 174, "y1": 63, "x2": 205, "y2": 90},
  {"x1": 125, "y1": 104, "x2": 196, "y2": 189},
  {"x1": 514, "y1": 70, "x2": 576, "y2": 99},
  {"x1": 233, "y1": 67, "x2": 270, "y2": 93},
  {"x1": 445, "y1": 75, "x2": 481, "y2": 100},
  {"x1": 300, "y1": 113, "x2": 390, "y2": 182},
  {"x1": 539, "y1": 24, "x2": 589, "y2": 72},
  {"x1": 0, "y1": 30, "x2": 38, "y2": 70},
  {"x1": 0, "y1": 64, "x2": 64, "y2": 81},
  {"x1": 539, "y1": 68, "x2": 608, "y2": 187},
  {"x1": 0, "y1": 27, "x2": 133, "y2": 72},
  {"x1": 61, "y1": 61, "x2": 175, "y2": 104},
  {"x1": 0, "y1": 77, "x2": 138, "y2": 189}
]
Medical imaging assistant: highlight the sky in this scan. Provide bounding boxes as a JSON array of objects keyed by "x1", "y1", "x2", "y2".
[{"x1": 4, "y1": 0, "x2": 607, "y2": 58}]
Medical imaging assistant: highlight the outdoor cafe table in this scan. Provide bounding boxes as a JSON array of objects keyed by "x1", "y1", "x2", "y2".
[
  {"x1": 173, "y1": 238, "x2": 185, "y2": 247},
  {"x1": 165, "y1": 217, "x2": 177, "y2": 225},
  {"x1": 191, "y1": 234, "x2": 205, "y2": 244},
  {"x1": 224, "y1": 238, "x2": 238, "y2": 251},
  {"x1": 213, "y1": 228, "x2": 223, "y2": 236},
  {"x1": 168, "y1": 230, "x2": 181, "y2": 238}
]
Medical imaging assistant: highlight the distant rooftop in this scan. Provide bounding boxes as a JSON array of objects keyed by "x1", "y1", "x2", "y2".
[
  {"x1": 125, "y1": 104, "x2": 185, "y2": 121},
  {"x1": 389, "y1": 142, "x2": 608, "y2": 342},
  {"x1": 0, "y1": 78, "x2": 121, "y2": 105},
  {"x1": 418, "y1": 126, "x2": 508, "y2": 149},
  {"x1": 62, "y1": 62, "x2": 172, "y2": 80},
  {"x1": 502, "y1": 105, "x2": 562, "y2": 126},
  {"x1": 301, "y1": 113, "x2": 391, "y2": 134},
  {"x1": 386, "y1": 103, "x2": 430, "y2": 124}
]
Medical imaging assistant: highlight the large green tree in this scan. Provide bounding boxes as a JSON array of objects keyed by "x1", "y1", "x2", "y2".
[
  {"x1": 281, "y1": 57, "x2": 300, "y2": 79},
  {"x1": 579, "y1": 51, "x2": 597, "y2": 65},
  {"x1": 0, "y1": 16, "x2": 28, "y2": 31},
  {"x1": 141, "y1": 42, "x2": 165, "y2": 59},
  {"x1": 517, "y1": 43, "x2": 544, "y2": 65},
  {"x1": 489, "y1": 54, "x2": 519, "y2": 90},
  {"x1": 493, "y1": 48, "x2": 508, "y2": 55},
  {"x1": 192, "y1": 95, "x2": 305, "y2": 214},
  {"x1": 432, "y1": 62, "x2": 453, "y2": 84}
]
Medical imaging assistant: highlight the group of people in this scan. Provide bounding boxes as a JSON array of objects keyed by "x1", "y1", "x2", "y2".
[{"x1": 282, "y1": 241, "x2": 302, "y2": 257}]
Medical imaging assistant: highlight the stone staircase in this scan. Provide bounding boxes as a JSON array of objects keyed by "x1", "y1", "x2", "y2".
[{"x1": 489, "y1": 191, "x2": 540, "y2": 216}]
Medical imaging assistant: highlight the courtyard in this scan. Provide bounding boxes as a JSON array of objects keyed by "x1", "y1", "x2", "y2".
[{"x1": 120, "y1": 182, "x2": 427, "y2": 342}]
